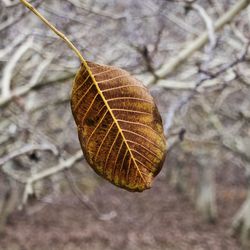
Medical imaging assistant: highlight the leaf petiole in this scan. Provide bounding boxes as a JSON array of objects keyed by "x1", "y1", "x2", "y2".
[{"x1": 19, "y1": 0, "x2": 86, "y2": 63}]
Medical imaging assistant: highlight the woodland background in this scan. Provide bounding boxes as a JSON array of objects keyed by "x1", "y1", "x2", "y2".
[{"x1": 1, "y1": 0, "x2": 250, "y2": 249}]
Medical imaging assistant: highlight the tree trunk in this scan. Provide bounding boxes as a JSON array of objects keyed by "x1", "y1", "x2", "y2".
[
  {"x1": 0, "y1": 175, "x2": 19, "y2": 235},
  {"x1": 169, "y1": 161, "x2": 187, "y2": 193},
  {"x1": 195, "y1": 155, "x2": 217, "y2": 223},
  {"x1": 232, "y1": 168, "x2": 250, "y2": 250}
]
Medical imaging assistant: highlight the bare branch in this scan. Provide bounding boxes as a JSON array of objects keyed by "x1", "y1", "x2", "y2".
[
  {"x1": 153, "y1": 0, "x2": 250, "y2": 82},
  {"x1": 0, "y1": 143, "x2": 59, "y2": 166},
  {"x1": 0, "y1": 34, "x2": 27, "y2": 60},
  {"x1": 162, "y1": 43, "x2": 249, "y2": 133},
  {"x1": 2, "y1": 150, "x2": 83, "y2": 184},
  {"x1": 0, "y1": 56, "x2": 55, "y2": 107},
  {"x1": 192, "y1": 3, "x2": 217, "y2": 52},
  {"x1": 1, "y1": 37, "x2": 34, "y2": 98}
]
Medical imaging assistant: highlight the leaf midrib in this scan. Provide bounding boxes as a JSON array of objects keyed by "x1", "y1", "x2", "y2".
[{"x1": 82, "y1": 62, "x2": 147, "y2": 185}]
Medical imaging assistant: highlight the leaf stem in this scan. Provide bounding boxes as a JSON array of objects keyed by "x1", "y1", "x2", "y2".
[{"x1": 19, "y1": 0, "x2": 86, "y2": 63}]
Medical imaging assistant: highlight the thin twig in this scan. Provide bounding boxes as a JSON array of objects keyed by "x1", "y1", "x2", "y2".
[{"x1": 19, "y1": 0, "x2": 85, "y2": 63}]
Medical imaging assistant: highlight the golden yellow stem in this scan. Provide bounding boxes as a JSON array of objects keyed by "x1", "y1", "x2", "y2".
[{"x1": 19, "y1": 0, "x2": 86, "y2": 63}]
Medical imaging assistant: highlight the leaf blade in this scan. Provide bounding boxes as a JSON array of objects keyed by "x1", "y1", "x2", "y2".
[{"x1": 71, "y1": 62, "x2": 166, "y2": 192}]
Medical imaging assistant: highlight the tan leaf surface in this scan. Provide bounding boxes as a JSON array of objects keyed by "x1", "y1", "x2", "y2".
[{"x1": 71, "y1": 61, "x2": 166, "y2": 192}]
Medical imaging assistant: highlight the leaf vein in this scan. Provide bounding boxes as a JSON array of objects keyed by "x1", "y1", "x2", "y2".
[
  {"x1": 73, "y1": 74, "x2": 90, "y2": 95},
  {"x1": 86, "y1": 109, "x2": 109, "y2": 146},
  {"x1": 131, "y1": 148, "x2": 155, "y2": 166},
  {"x1": 111, "y1": 108, "x2": 151, "y2": 115},
  {"x1": 81, "y1": 93, "x2": 99, "y2": 126},
  {"x1": 102, "y1": 84, "x2": 147, "y2": 93},
  {"x1": 73, "y1": 82, "x2": 94, "y2": 112},
  {"x1": 122, "y1": 129, "x2": 162, "y2": 150},
  {"x1": 112, "y1": 141, "x2": 124, "y2": 182},
  {"x1": 103, "y1": 130, "x2": 120, "y2": 173},
  {"x1": 127, "y1": 140, "x2": 161, "y2": 159},
  {"x1": 96, "y1": 74, "x2": 129, "y2": 84},
  {"x1": 94, "y1": 121, "x2": 115, "y2": 161},
  {"x1": 107, "y1": 97, "x2": 153, "y2": 104},
  {"x1": 117, "y1": 119, "x2": 161, "y2": 138}
]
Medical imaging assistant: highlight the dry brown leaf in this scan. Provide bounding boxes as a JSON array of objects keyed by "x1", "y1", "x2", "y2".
[{"x1": 71, "y1": 61, "x2": 166, "y2": 192}]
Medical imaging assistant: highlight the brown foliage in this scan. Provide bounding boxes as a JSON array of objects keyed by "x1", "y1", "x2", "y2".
[{"x1": 71, "y1": 62, "x2": 166, "y2": 192}]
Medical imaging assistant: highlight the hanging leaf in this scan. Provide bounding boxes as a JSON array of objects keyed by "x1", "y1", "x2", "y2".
[
  {"x1": 71, "y1": 61, "x2": 166, "y2": 192},
  {"x1": 19, "y1": 0, "x2": 167, "y2": 192}
]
